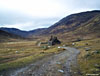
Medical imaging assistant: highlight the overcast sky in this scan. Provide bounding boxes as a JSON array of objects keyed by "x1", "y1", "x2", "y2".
[{"x1": 0, "y1": 0, "x2": 100, "y2": 31}]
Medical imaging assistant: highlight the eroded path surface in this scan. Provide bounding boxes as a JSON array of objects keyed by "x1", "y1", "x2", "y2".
[{"x1": 11, "y1": 47, "x2": 80, "y2": 76}]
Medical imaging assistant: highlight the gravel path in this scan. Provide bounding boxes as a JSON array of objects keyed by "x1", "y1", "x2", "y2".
[{"x1": 3, "y1": 47, "x2": 80, "y2": 76}]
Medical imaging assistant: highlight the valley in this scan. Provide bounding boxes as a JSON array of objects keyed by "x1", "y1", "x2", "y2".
[{"x1": 0, "y1": 10, "x2": 100, "y2": 76}]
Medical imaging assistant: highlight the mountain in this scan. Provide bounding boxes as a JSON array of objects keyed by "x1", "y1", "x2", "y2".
[
  {"x1": 30, "y1": 10, "x2": 100, "y2": 40},
  {"x1": 0, "y1": 27, "x2": 47, "y2": 38},
  {"x1": 28, "y1": 28, "x2": 47, "y2": 36},
  {"x1": 0, "y1": 28, "x2": 29, "y2": 37},
  {"x1": 41, "y1": 10, "x2": 100, "y2": 34},
  {"x1": 0, "y1": 30, "x2": 23, "y2": 42},
  {"x1": 1, "y1": 10, "x2": 100, "y2": 41}
]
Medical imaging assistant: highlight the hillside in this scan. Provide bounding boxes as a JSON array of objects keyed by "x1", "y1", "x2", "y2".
[
  {"x1": 29, "y1": 10, "x2": 100, "y2": 40},
  {"x1": 0, "y1": 30, "x2": 23, "y2": 42},
  {"x1": 1, "y1": 10, "x2": 100, "y2": 41},
  {"x1": 0, "y1": 28, "x2": 29, "y2": 37},
  {"x1": 0, "y1": 27, "x2": 47, "y2": 38},
  {"x1": 28, "y1": 28, "x2": 47, "y2": 36}
]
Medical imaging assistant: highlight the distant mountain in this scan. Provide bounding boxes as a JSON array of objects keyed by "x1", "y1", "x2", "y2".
[
  {"x1": 28, "y1": 28, "x2": 47, "y2": 36},
  {"x1": 0, "y1": 30, "x2": 23, "y2": 42},
  {"x1": 0, "y1": 27, "x2": 47, "y2": 38},
  {"x1": 0, "y1": 28, "x2": 29, "y2": 37}
]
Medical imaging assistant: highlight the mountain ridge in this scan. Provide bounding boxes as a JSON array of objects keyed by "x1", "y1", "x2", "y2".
[
  {"x1": 0, "y1": 29, "x2": 24, "y2": 42},
  {"x1": 0, "y1": 10, "x2": 100, "y2": 41}
]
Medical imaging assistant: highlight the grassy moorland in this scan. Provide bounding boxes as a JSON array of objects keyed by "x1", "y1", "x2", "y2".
[
  {"x1": 0, "y1": 38, "x2": 100, "y2": 76},
  {"x1": 0, "y1": 41, "x2": 63, "y2": 72},
  {"x1": 74, "y1": 38, "x2": 100, "y2": 76}
]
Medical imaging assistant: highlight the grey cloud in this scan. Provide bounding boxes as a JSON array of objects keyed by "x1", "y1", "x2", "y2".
[
  {"x1": 0, "y1": 0, "x2": 100, "y2": 30},
  {"x1": 0, "y1": 10, "x2": 60, "y2": 30}
]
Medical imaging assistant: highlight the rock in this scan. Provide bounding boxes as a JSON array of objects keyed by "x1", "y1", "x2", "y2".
[
  {"x1": 58, "y1": 69, "x2": 64, "y2": 73},
  {"x1": 94, "y1": 64, "x2": 99, "y2": 67},
  {"x1": 58, "y1": 46, "x2": 61, "y2": 48},
  {"x1": 42, "y1": 64, "x2": 45, "y2": 67},
  {"x1": 48, "y1": 46, "x2": 51, "y2": 48},
  {"x1": 56, "y1": 62, "x2": 61, "y2": 64},
  {"x1": 85, "y1": 43, "x2": 88, "y2": 45},
  {"x1": 63, "y1": 45, "x2": 66, "y2": 47},
  {"x1": 94, "y1": 50, "x2": 100, "y2": 54},
  {"x1": 72, "y1": 43, "x2": 75, "y2": 46},
  {"x1": 85, "y1": 48, "x2": 91, "y2": 51},
  {"x1": 38, "y1": 42, "x2": 41, "y2": 46},
  {"x1": 15, "y1": 51, "x2": 19, "y2": 53},
  {"x1": 94, "y1": 64, "x2": 100, "y2": 68}
]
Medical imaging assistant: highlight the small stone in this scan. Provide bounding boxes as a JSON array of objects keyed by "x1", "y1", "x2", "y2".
[
  {"x1": 15, "y1": 51, "x2": 19, "y2": 53},
  {"x1": 58, "y1": 46, "x2": 61, "y2": 48},
  {"x1": 58, "y1": 69, "x2": 64, "y2": 73},
  {"x1": 57, "y1": 62, "x2": 61, "y2": 64},
  {"x1": 85, "y1": 48, "x2": 91, "y2": 51},
  {"x1": 48, "y1": 46, "x2": 51, "y2": 48},
  {"x1": 63, "y1": 45, "x2": 66, "y2": 47},
  {"x1": 72, "y1": 43, "x2": 75, "y2": 46},
  {"x1": 43, "y1": 64, "x2": 45, "y2": 67}
]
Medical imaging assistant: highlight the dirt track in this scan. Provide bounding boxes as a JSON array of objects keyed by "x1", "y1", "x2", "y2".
[{"x1": 5, "y1": 47, "x2": 80, "y2": 76}]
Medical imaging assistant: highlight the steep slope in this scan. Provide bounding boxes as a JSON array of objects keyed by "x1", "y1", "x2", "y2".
[{"x1": 0, "y1": 30, "x2": 23, "y2": 42}]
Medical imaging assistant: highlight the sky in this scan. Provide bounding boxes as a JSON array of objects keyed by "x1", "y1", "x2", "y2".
[{"x1": 0, "y1": 0, "x2": 100, "y2": 31}]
